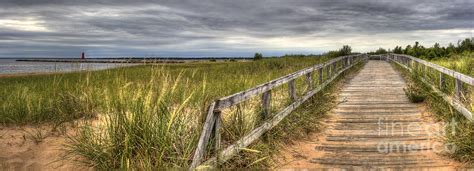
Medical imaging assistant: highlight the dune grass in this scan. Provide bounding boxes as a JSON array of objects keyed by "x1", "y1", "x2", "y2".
[
  {"x1": 428, "y1": 52, "x2": 473, "y2": 164},
  {"x1": 429, "y1": 52, "x2": 474, "y2": 112},
  {"x1": 1, "y1": 56, "x2": 342, "y2": 168},
  {"x1": 430, "y1": 52, "x2": 474, "y2": 77},
  {"x1": 391, "y1": 55, "x2": 473, "y2": 165},
  {"x1": 0, "y1": 57, "x2": 329, "y2": 125}
]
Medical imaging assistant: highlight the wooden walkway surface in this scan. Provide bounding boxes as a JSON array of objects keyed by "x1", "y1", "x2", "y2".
[{"x1": 304, "y1": 60, "x2": 456, "y2": 169}]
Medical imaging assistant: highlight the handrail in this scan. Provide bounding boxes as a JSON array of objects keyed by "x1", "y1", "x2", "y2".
[
  {"x1": 214, "y1": 54, "x2": 360, "y2": 110},
  {"x1": 392, "y1": 54, "x2": 473, "y2": 86},
  {"x1": 386, "y1": 53, "x2": 473, "y2": 121},
  {"x1": 190, "y1": 54, "x2": 368, "y2": 169}
]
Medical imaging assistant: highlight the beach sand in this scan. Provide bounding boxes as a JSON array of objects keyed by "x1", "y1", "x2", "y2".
[{"x1": 0, "y1": 125, "x2": 92, "y2": 170}]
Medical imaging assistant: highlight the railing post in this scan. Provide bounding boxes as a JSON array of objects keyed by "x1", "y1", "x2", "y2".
[
  {"x1": 439, "y1": 72, "x2": 445, "y2": 91},
  {"x1": 261, "y1": 90, "x2": 272, "y2": 118},
  {"x1": 318, "y1": 67, "x2": 323, "y2": 85},
  {"x1": 332, "y1": 62, "x2": 337, "y2": 75},
  {"x1": 261, "y1": 90, "x2": 271, "y2": 140},
  {"x1": 455, "y1": 79, "x2": 463, "y2": 100},
  {"x1": 326, "y1": 65, "x2": 331, "y2": 80},
  {"x1": 306, "y1": 72, "x2": 313, "y2": 90},
  {"x1": 213, "y1": 111, "x2": 222, "y2": 165},
  {"x1": 414, "y1": 61, "x2": 418, "y2": 73},
  {"x1": 190, "y1": 102, "x2": 218, "y2": 169},
  {"x1": 423, "y1": 65, "x2": 427, "y2": 78},
  {"x1": 344, "y1": 58, "x2": 348, "y2": 68},
  {"x1": 288, "y1": 79, "x2": 297, "y2": 101}
]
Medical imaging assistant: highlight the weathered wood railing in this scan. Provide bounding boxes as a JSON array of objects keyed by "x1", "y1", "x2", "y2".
[
  {"x1": 189, "y1": 54, "x2": 368, "y2": 169},
  {"x1": 386, "y1": 53, "x2": 473, "y2": 121}
]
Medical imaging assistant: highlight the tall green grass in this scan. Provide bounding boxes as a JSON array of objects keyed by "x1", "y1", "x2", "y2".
[
  {"x1": 66, "y1": 69, "x2": 201, "y2": 168},
  {"x1": 430, "y1": 52, "x2": 473, "y2": 113},
  {"x1": 0, "y1": 57, "x2": 329, "y2": 125},
  {"x1": 1, "y1": 56, "x2": 335, "y2": 168},
  {"x1": 431, "y1": 52, "x2": 474, "y2": 77}
]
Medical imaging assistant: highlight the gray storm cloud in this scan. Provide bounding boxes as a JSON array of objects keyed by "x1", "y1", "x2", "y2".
[{"x1": 0, "y1": 0, "x2": 472, "y2": 57}]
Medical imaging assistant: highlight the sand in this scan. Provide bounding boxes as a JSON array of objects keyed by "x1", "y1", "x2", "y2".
[{"x1": 0, "y1": 125, "x2": 92, "y2": 170}]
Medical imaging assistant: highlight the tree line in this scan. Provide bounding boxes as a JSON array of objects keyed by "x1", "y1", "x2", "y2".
[
  {"x1": 253, "y1": 45, "x2": 353, "y2": 60},
  {"x1": 368, "y1": 37, "x2": 474, "y2": 59}
]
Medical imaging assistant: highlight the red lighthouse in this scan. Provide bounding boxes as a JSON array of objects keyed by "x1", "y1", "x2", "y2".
[{"x1": 81, "y1": 52, "x2": 85, "y2": 59}]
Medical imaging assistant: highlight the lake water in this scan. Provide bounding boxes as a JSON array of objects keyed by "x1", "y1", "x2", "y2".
[{"x1": 0, "y1": 59, "x2": 136, "y2": 75}]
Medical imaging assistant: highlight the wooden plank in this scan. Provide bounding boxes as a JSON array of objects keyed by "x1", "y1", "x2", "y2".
[
  {"x1": 309, "y1": 60, "x2": 455, "y2": 168},
  {"x1": 199, "y1": 57, "x2": 364, "y2": 167},
  {"x1": 214, "y1": 55, "x2": 362, "y2": 110},
  {"x1": 190, "y1": 102, "x2": 218, "y2": 169},
  {"x1": 288, "y1": 79, "x2": 297, "y2": 101}
]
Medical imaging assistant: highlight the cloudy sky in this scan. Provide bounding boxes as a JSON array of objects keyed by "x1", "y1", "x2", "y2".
[{"x1": 0, "y1": 0, "x2": 473, "y2": 58}]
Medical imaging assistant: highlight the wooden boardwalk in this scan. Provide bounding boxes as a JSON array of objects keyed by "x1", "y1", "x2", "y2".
[
  {"x1": 191, "y1": 55, "x2": 471, "y2": 169},
  {"x1": 306, "y1": 60, "x2": 455, "y2": 169}
]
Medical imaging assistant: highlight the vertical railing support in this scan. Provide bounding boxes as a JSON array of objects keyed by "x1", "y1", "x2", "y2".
[
  {"x1": 455, "y1": 79, "x2": 463, "y2": 100},
  {"x1": 288, "y1": 79, "x2": 297, "y2": 101},
  {"x1": 414, "y1": 61, "x2": 418, "y2": 73},
  {"x1": 306, "y1": 72, "x2": 313, "y2": 90},
  {"x1": 261, "y1": 90, "x2": 272, "y2": 118},
  {"x1": 343, "y1": 58, "x2": 347, "y2": 68},
  {"x1": 190, "y1": 102, "x2": 218, "y2": 169},
  {"x1": 326, "y1": 65, "x2": 331, "y2": 80},
  {"x1": 318, "y1": 67, "x2": 323, "y2": 85},
  {"x1": 213, "y1": 111, "x2": 222, "y2": 165},
  {"x1": 423, "y1": 65, "x2": 427, "y2": 79},
  {"x1": 261, "y1": 90, "x2": 271, "y2": 140},
  {"x1": 439, "y1": 72, "x2": 445, "y2": 91}
]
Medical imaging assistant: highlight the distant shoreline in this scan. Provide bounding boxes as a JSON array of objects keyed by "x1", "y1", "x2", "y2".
[
  {"x1": 0, "y1": 72, "x2": 61, "y2": 78},
  {"x1": 0, "y1": 63, "x2": 140, "y2": 78},
  {"x1": 16, "y1": 58, "x2": 252, "y2": 63}
]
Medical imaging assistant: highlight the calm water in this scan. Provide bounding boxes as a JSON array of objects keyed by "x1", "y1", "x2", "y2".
[{"x1": 0, "y1": 59, "x2": 136, "y2": 75}]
